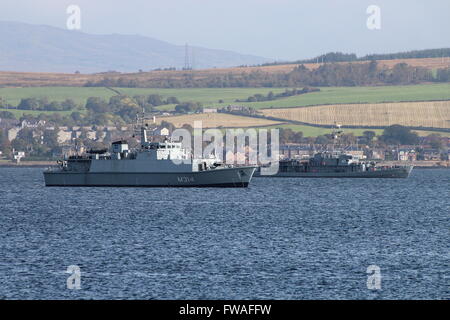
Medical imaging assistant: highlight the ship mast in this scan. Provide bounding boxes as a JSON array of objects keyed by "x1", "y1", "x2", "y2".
[
  {"x1": 133, "y1": 107, "x2": 150, "y2": 148},
  {"x1": 331, "y1": 122, "x2": 343, "y2": 153},
  {"x1": 141, "y1": 107, "x2": 148, "y2": 144}
]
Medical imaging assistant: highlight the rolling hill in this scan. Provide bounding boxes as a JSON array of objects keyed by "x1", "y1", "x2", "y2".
[
  {"x1": 0, "y1": 21, "x2": 271, "y2": 73},
  {"x1": 0, "y1": 57, "x2": 449, "y2": 88}
]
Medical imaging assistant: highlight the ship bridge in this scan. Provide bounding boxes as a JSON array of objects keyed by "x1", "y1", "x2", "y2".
[{"x1": 141, "y1": 140, "x2": 189, "y2": 161}]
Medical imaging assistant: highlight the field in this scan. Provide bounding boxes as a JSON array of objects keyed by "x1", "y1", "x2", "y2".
[
  {"x1": 1, "y1": 84, "x2": 449, "y2": 136},
  {"x1": 260, "y1": 101, "x2": 450, "y2": 129},
  {"x1": 221, "y1": 57, "x2": 450, "y2": 75},
  {"x1": 254, "y1": 124, "x2": 385, "y2": 137},
  {"x1": 155, "y1": 113, "x2": 284, "y2": 128},
  {"x1": 0, "y1": 57, "x2": 449, "y2": 87},
  {"x1": 1, "y1": 84, "x2": 449, "y2": 114},
  {"x1": 153, "y1": 119, "x2": 449, "y2": 138},
  {"x1": 206, "y1": 84, "x2": 450, "y2": 110},
  {"x1": 254, "y1": 124, "x2": 449, "y2": 137},
  {"x1": 0, "y1": 87, "x2": 288, "y2": 110}
]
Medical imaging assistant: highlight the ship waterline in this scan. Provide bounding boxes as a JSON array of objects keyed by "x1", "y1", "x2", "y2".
[
  {"x1": 44, "y1": 166, "x2": 256, "y2": 187},
  {"x1": 255, "y1": 166, "x2": 412, "y2": 178}
]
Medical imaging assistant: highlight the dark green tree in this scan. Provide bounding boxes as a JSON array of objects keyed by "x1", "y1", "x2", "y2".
[
  {"x1": 361, "y1": 130, "x2": 376, "y2": 145},
  {"x1": 166, "y1": 96, "x2": 180, "y2": 104},
  {"x1": 427, "y1": 134, "x2": 445, "y2": 150},
  {"x1": 379, "y1": 125, "x2": 419, "y2": 145},
  {"x1": 147, "y1": 94, "x2": 164, "y2": 106},
  {"x1": 315, "y1": 135, "x2": 331, "y2": 145},
  {"x1": 86, "y1": 97, "x2": 109, "y2": 113},
  {"x1": 0, "y1": 111, "x2": 15, "y2": 119},
  {"x1": 61, "y1": 99, "x2": 78, "y2": 111},
  {"x1": 43, "y1": 129, "x2": 59, "y2": 149},
  {"x1": 0, "y1": 129, "x2": 11, "y2": 155},
  {"x1": 18, "y1": 98, "x2": 41, "y2": 110}
]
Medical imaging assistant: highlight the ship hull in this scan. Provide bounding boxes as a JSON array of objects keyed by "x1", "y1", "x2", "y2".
[
  {"x1": 255, "y1": 166, "x2": 413, "y2": 178},
  {"x1": 44, "y1": 167, "x2": 256, "y2": 188}
]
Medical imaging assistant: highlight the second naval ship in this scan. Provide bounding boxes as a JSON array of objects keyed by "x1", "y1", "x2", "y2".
[
  {"x1": 255, "y1": 125, "x2": 413, "y2": 178},
  {"x1": 44, "y1": 126, "x2": 256, "y2": 187},
  {"x1": 255, "y1": 151, "x2": 413, "y2": 178}
]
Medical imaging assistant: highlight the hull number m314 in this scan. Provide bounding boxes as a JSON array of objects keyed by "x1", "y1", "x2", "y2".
[{"x1": 177, "y1": 176, "x2": 195, "y2": 183}]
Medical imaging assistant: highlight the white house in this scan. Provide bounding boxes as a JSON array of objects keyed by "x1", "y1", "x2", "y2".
[
  {"x1": 57, "y1": 130, "x2": 73, "y2": 144},
  {"x1": 152, "y1": 127, "x2": 170, "y2": 136},
  {"x1": 7, "y1": 127, "x2": 20, "y2": 141},
  {"x1": 21, "y1": 120, "x2": 46, "y2": 128},
  {"x1": 13, "y1": 150, "x2": 25, "y2": 163}
]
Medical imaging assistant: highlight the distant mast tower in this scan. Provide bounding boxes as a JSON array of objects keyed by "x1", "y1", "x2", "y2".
[{"x1": 184, "y1": 43, "x2": 192, "y2": 70}]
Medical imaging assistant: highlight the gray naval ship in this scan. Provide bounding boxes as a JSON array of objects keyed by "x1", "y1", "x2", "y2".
[
  {"x1": 255, "y1": 123, "x2": 413, "y2": 178},
  {"x1": 256, "y1": 151, "x2": 413, "y2": 178},
  {"x1": 44, "y1": 127, "x2": 256, "y2": 187}
]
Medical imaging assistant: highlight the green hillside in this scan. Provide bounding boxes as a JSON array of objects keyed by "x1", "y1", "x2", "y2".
[{"x1": 0, "y1": 84, "x2": 449, "y2": 117}]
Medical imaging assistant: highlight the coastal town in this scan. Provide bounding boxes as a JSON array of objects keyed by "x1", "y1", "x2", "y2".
[{"x1": 1, "y1": 116, "x2": 448, "y2": 168}]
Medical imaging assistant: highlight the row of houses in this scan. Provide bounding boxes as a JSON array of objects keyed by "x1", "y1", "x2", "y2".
[
  {"x1": 7, "y1": 125, "x2": 129, "y2": 144},
  {"x1": 4, "y1": 119, "x2": 169, "y2": 144}
]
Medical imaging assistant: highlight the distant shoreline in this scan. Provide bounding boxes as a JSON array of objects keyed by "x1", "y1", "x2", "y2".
[
  {"x1": 0, "y1": 161, "x2": 55, "y2": 168},
  {"x1": 0, "y1": 160, "x2": 448, "y2": 169}
]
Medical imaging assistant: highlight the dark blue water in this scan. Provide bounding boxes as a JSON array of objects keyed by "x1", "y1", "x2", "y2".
[{"x1": 0, "y1": 168, "x2": 448, "y2": 299}]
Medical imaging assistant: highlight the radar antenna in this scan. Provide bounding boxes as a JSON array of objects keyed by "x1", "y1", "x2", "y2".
[
  {"x1": 331, "y1": 122, "x2": 343, "y2": 152},
  {"x1": 132, "y1": 107, "x2": 152, "y2": 146}
]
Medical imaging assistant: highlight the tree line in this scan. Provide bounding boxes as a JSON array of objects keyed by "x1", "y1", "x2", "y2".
[
  {"x1": 261, "y1": 48, "x2": 450, "y2": 66},
  {"x1": 235, "y1": 87, "x2": 320, "y2": 103},
  {"x1": 0, "y1": 93, "x2": 193, "y2": 128},
  {"x1": 84, "y1": 61, "x2": 450, "y2": 88},
  {"x1": 0, "y1": 97, "x2": 79, "y2": 111}
]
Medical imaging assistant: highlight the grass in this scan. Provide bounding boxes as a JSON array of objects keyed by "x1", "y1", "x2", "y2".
[
  {"x1": 256, "y1": 124, "x2": 450, "y2": 137},
  {"x1": 152, "y1": 84, "x2": 450, "y2": 110},
  {"x1": 256, "y1": 124, "x2": 384, "y2": 137},
  {"x1": 0, "y1": 87, "x2": 115, "y2": 106},
  {"x1": 155, "y1": 113, "x2": 284, "y2": 128},
  {"x1": 211, "y1": 84, "x2": 450, "y2": 110},
  {"x1": 117, "y1": 87, "x2": 288, "y2": 105},
  {"x1": 0, "y1": 86, "x2": 288, "y2": 115},
  {"x1": 0, "y1": 87, "x2": 288, "y2": 107},
  {"x1": 412, "y1": 130, "x2": 450, "y2": 137},
  {"x1": 1, "y1": 84, "x2": 449, "y2": 135},
  {"x1": 0, "y1": 108, "x2": 75, "y2": 117},
  {"x1": 2, "y1": 84, "x2": 449, "y2": 113}
]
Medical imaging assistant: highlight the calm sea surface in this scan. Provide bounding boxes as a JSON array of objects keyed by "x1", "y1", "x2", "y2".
[{"x1": 0, "y1": 168, "x2": 448, "y2": 299}]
